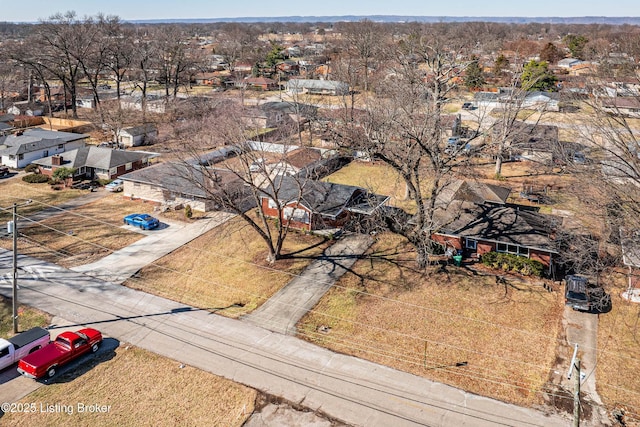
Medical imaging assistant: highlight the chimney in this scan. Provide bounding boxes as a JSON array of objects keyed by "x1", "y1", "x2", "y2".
[{"x1": 52, "y1": 155, "x2": 62, "y2": 166}]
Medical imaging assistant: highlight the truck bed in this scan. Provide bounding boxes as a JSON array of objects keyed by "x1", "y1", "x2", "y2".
[{"x1": 8, "y1": 327, "x2": 49, "y2": 349}]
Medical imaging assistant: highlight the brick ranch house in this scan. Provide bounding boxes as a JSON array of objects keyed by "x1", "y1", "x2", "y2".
[
  {"x1": 33, "y1": 146, "x2": 154, "y2": 180},
  {"x1": 119, "y1": 162, "x2": 247, "y2": 212},
  {"x1": 430, "y1": 180, "x2": 561, "y2": 276},
  {"x1": 260, "y1": 176, "x2": 389, "y2": 232}
]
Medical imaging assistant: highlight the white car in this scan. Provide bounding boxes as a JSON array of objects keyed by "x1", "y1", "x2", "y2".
[{"x1": 105, "y1": 179, "x2": 124, "y2": 192}]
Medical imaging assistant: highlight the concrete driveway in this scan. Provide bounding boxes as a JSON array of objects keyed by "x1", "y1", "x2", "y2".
[
  {"x1": 243, "y1": 233, "x2": 373, "y2": 334},
  {"x1": 71, "y1": 211, "x2": 234, "y2": 284}
]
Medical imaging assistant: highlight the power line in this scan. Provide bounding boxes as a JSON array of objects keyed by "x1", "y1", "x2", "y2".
[
  {"x1": 5, "y1": 231, "x2": 574, "y2": 405},
  {"x1": 12, "y1": 217, "x2": 564, "y2": 374},
  {"x1": 4, "y1": 195, "x2": 639, "y2": 410},
  {"x1": 9, "y1": 199, "x2": 638, "y2": 367},
  {"x1": 6, "y1": 200, "x2": 639, "y2": 395},
  {"x1": 13, "y1": 275, "x2": 580, "y2": 425}
]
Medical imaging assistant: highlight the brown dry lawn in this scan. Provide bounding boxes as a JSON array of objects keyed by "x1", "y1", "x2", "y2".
[
  {"x1": 297, "y1": 233, "x2": 565, "y2": 408},
  {"x1": 0, "y1": 296, "x2": 51, "y2": 338},
  {"x1": 125, "y1": 214, "x2": 331, "y2": 318},
  {"x1": 0, "y1": 180, "x2": 86, "y2": 223},
  {"x1": 0, "y1": 194, "x2": 161, "y2": 268},
  {"x1": 596, "y1": 269, "x2": 640, "y2": 423},
  {"x1": 323, "y1": 161, "x2": 417, "y2": 212},
  {"x1": 3, "y1": 345, "x2": 256, "y2": 427}
]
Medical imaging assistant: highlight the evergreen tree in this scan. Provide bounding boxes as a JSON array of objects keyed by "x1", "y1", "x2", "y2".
[
  {"x1": 464, "y1": 59, "x2": 485, "y2": 90},
  {"x1": 520, "y1": 60, "x2": 557, "y2": 91},
  {"x1": 563, "y1": 34, "x2": 589, "y2": 59},
  {"x1": 493, "y1": 54, "x2": 510, "y2": 75}
]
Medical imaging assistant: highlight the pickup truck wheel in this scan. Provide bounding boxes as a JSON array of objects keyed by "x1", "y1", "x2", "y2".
[
  {"x1": 47, "y1": 366, "x2": 56, "y2": 378},
  {"x1": 91, "y1": 343, "x2": 99, "y2": 353}
]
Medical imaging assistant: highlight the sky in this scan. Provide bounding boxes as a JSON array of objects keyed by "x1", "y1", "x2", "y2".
[{"x1": 3, "y1": 0, "x2": 640, "y2": 22}]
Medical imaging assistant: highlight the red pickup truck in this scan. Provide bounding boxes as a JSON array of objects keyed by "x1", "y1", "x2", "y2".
[{"x1": 17, "y1": 328, "x2": 102, "y2": 379}]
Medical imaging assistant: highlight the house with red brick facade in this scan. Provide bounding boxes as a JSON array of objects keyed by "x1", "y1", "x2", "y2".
[
  {"x1": 431, "y1": 180, "x2": 561, "y2": 275},
  {"x1": 33, "y1": 146, "x2": 154, "y2": 180},
  {"x1": 260, "y1": 176, "x2": 389, "y2": 232}
]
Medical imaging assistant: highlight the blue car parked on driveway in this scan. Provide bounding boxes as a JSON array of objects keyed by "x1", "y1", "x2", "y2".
[{"x1": 124, "y1": 213, "x2": 160, "y2": 230}]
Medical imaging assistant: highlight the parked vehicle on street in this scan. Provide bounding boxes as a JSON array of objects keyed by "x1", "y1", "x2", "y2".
[
  {"x1": 0, "y1": 327, "x2": 50, "y2": 371},
  {"x1": 105, "y1": 179, "x2": 124, "y2": 192},
  {"x1": 0, "y1": 166, "x2": 10, "y2": 177},
  {"x1": 461, "y1": 102, "x2": 474, "y2": 110},
  {"x1": 17, "y1": 328, "x2": 102, "y2": 379},
  {"x1": 124, "y1": 213, "x2": 160, "y2": 230}
]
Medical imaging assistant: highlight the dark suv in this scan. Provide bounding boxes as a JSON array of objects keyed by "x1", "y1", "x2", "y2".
[
  {"x1": 0, "y1": 166, "x2": 9, "y2": 177},
  {"x1": 565, "y1": 275, "x2": 609, "y2": 312}
]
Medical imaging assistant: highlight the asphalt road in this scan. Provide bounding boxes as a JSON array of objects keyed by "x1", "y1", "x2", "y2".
[{"x1": 0, "y1": 250, "x2": 570, "y2": 427}]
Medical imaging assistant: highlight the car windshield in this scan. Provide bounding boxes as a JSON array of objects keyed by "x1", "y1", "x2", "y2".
[{"x1": 567, "y1": 291, "x2": 588, "y2": 301}]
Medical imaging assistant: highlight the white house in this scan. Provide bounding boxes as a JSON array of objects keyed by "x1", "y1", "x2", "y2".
[
  {"x1": 286, "y1": 79, "x2": 349, "y2": 96},
  {"x1": 0, "y1": 129, "x2": 88, "y2": 168},
  {"x1": 117, "y1": 124, "x2": 158, "y2": 147}
]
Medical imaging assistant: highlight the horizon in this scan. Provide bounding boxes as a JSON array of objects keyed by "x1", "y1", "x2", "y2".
[
  {"x1": 4, "y1": 14, "x2": 640, "y2": 25},
  {"x1": 3, "y1": 0, "x2": 639, "y2": 23}
]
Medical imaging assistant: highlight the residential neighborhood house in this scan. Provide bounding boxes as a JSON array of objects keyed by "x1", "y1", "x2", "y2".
[
  {"x1": 431, "y1": 180, "x2": 561, "y2": 276},
  {"x1": 260, "y1": 175, "x2": 389, "y2": 232},
  {"x1": 32, "y1": 146, "x2": 156, "y2": 180},
  {"x1": 286, "y1": 79, "x2": 349, "y2": 96},
  {"x1": 118, "y1": 124, "x2": 158, "y2": 147},
  {"x1": 0, "y1": 129, "x2": 88, "y2": 168},
  {"x1": 119, "y1": 162, "x2": 247, "y2": 212}
]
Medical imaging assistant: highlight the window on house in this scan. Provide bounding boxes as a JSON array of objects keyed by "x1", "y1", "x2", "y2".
[
  {"x1": 283, "y1": 207, "x2": 310, "y2": 223},
  {"x1": 109, "y1": 167, "x2": 117, "y2": 176},
  {"x1": 268, "y1": 198, "x2": 279, "y2": 210},
  {"x1": 43, "y1": 150, "x2": 49, "y2": 157},
  {"x1": 58, "y1": 144, "x2": 63, "y2": 149},
  {"x1": 497, "y1": 243, "x2": 530, "y2": 257},
  {"x1": 465, "y1": 238, "x2": 477, "y2": 250},
  {"x1": 125, "y1": 162, "x2": 133, "y2": 171},
  {"x1": 18, "y1": 154, "x2": 23, "y2": 161}
]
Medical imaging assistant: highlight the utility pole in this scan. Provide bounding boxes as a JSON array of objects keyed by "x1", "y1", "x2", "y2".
[
  {"x1": 11, "y1": 203, "x2": 18, "y2": 334},
  {"x1": 574, "y1": 359, "x2": 581, "y2": 427},
  {"x1": 3, "y1": 200, "x2": 31, "y2": 334},
  {"x1": 567, "y1": 343, "x2": 580, "y2": 427}
]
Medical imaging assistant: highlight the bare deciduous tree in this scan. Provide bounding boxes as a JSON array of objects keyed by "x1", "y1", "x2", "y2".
[
  {"x1": 328, "y1": 28, "x2": 473, "y2": 268},
  {"x1": 170, "y1": 99, "x2": 319, "y2": 263}
]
